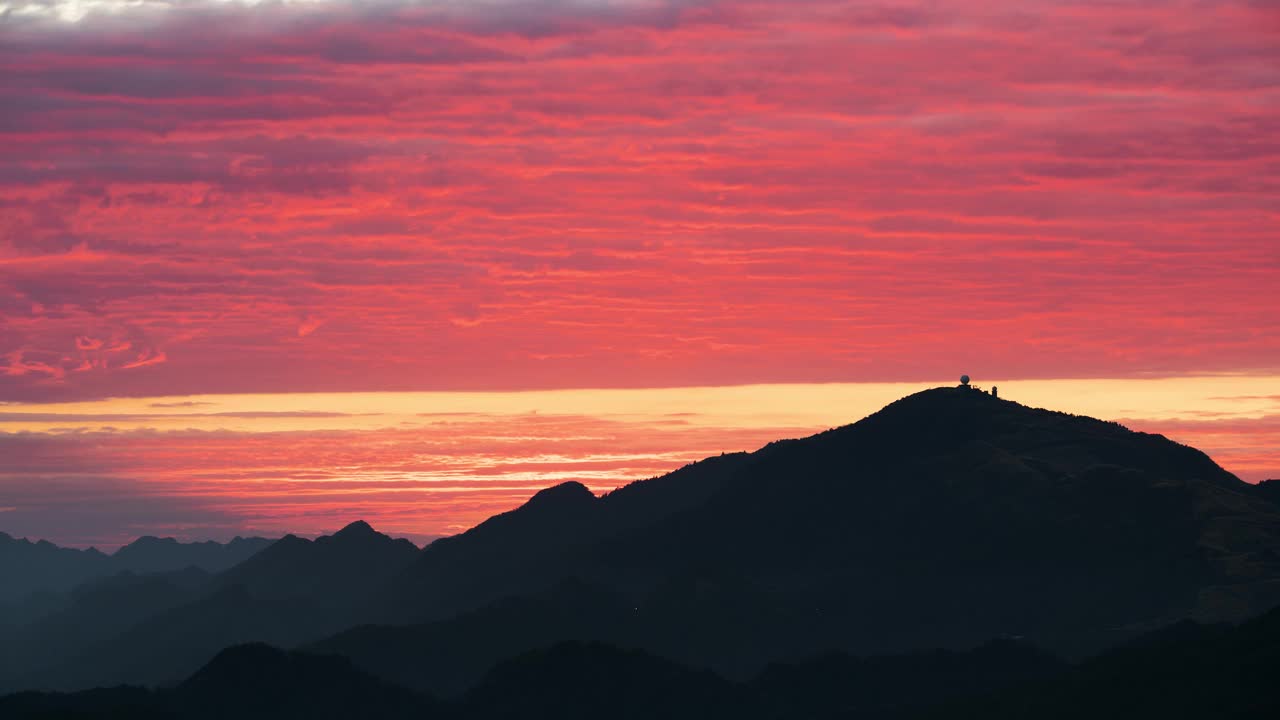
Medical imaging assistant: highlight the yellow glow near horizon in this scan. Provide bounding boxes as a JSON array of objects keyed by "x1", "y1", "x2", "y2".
[
  {"x1": 2, "y1": 374, "x2": 1277, "y2": 435},
  {"x1": 4, "y1": 375, "x2": 1278, "y2": 548}
]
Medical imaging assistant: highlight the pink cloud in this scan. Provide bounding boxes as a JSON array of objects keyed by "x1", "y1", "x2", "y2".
[
  {"x1": 297, "y1": 315, "x2": 327, "y2": 338},
  {"x1": 0, "y1": 0, "x2": 1274, "y2": 405},
  {"x1": 119, "y1": 350, "x2": 167, "y2": 370}
]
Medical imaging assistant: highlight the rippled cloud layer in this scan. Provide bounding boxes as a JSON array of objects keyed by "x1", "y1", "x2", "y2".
[{"x1": 2, "y1": 0, "x2": 1276, "y2": 402}]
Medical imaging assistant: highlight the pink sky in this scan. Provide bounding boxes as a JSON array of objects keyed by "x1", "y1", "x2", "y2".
[{"x1": 1, "y1": 1, "x2": 1277, "y2": 546}]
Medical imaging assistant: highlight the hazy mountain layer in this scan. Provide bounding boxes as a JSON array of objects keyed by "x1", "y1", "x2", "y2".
[
  {"x1": 0, "y1": 532, "x2": 274, "y2": 604},
  {"x1": 0, "y1": 523, "x2": 417, "y2": 692},
  {"x1": 4, "y1": 604, "x2": 1277, "y2": 719}
]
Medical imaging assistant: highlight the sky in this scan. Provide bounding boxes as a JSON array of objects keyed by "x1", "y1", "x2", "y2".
[{"x1": 1, "y1": 0, "x2": 1277, "y2": 548}]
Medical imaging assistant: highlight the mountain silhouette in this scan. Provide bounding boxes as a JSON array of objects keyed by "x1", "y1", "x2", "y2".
[
  {"x1": 310, "y1": 578, "x2": 634, "y2": 697},
  {"x1": 461, "y1": 637, "x2": 1068, "y2": 720},
  {"x1": 390, "y1": 451, "x2": 753, "y2": 624},
  {"x1": 112, "y1": 535, "x2": 274, "y2": 575},
  {"x1": 173, "y1": 643, "x2": 435, "y2": 720},
  {"x1": 0, "y1": 644, "x2": 435, "y2": 720},
  {"x1": 0, "y1": 633, "x2": 1064, "y2": 720},
  {"x1": 0, "y1": 532, "x2": 109, "y2": 603},
  {"x1": 748, "y1": 639, "x2": 1065, "y2": 719},
  {"x1": 923, "y1": 603, "x2": 1280, "y2": 719},
  {"x1": 462, "y1": 640, "x2": 741, "y2": 719},
  {"x1": 333, "y1": 387, "x2": 1280, "y2": 685},
  {"x1": 5, "y1": 387, "x2": 1280, "y2": 700},
  {"x1": 217, "y1": 520, "x2": 418, "y2": 609},
  {"x1": 0, "y1": 521, "x2": 418, "y2": 693},
  {"x1": 5, "y1": 605, "x2": 1276, "y2": 719},
  {"x1": 0, "y1": 532, "x2": 272, "y2": 605}
]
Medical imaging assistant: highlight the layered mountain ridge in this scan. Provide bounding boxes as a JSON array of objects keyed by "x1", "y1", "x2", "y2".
[
  {"x1": 0, "y1": 532, "x2": 275, "y2": 604},
  {"x1": 0, "y1": 521, "x2": 420, "y2": 692},
  {"x1": 3, "y1": 387, "x2": 1279, "y2": 698},
  {"x1": 5, "y1": 605, "x2": 1279, "y2": 719}
]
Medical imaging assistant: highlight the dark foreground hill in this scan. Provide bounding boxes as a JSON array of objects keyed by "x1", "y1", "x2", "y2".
[
  {"x1": 320, "y1": 387, "x2": 1280, "y2": 689},
  {"x1": 920, "y1": 602, "x2": 1280, "y2": 719},
  {"x1": 0, "y1": 639, "x2": 1065, "y2": 720},
  {"x1": 4, "y1": 604, "x2": 1278, "y2": 720},
  {"x1": 0, "y1": 643, "x2": 434, "y2": 720}
]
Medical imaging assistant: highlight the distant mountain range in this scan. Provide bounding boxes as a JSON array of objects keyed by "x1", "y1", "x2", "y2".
[
  {"x1": 2, "y1": 387, "x2": 1279, "y2": 713},
  {"x1": 0, "y1": 532, "x2": 275, "y2": 604},
  {"x1": 0, "y1": 522, "x2": 419, "y2": 692}
]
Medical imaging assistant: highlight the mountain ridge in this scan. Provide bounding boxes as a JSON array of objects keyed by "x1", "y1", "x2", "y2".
[
  {"x1": 343, "y1": 386, "x2": 1280, "y2": 685},
  {"x1": 0, "y1": 532, "x2": 275, "y2": 605},
  {"x1": 5, "y1": 605, "x2": 1278, "y2": 719},
  {"x1": 1, "y1": 521, "x2": 419, "y2": 693},
  {"x1": 5, "y1": 387, "x2": 1280, "y2": 697}
]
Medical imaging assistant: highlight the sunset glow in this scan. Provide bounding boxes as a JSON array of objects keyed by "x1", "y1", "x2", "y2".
[
  {"x1": 2, "y1": 0, "x2": 1277, "y2": 546},
  {"x1": 2, "y1": 375, "x2": 1278, "y2": 548}
]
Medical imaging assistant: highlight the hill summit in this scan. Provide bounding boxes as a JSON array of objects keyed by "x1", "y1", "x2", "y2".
[{"x1": 363, "y1": 386, "x2": 1280, "y2": 681}]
